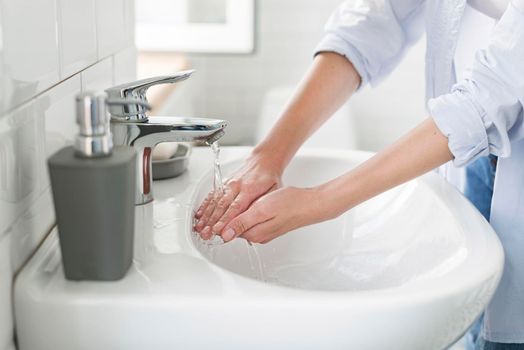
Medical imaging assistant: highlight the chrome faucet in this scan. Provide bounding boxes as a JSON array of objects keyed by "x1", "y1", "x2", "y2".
[{"x1": 106, "y1": 70, "x2": 227, "y2": 205}]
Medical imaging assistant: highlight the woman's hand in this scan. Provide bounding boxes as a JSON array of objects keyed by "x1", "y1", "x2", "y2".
[
  {"x1": 194, "y1": 153, "x2": 283, "y2": 240},
  {"x1": 218, "y1": 186, "x2": 333, "y2": 244}
]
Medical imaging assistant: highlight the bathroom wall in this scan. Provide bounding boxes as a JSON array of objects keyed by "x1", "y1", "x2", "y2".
[
  {"x1": 159, "y1": 0, "x2": 427, "y2": 150},
  {"x1": 0, "y1": 1, "x2": 136, "y2": 349}
]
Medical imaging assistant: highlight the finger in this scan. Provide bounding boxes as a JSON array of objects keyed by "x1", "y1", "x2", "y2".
[
  {"x1": 212, "y1": 180, "x2": 279, "y2": 233},
  {"x1": 205, "y1": 183, "x2": 241, "y2": 233},
  {"x1": 212, "y1": 192, "x2": 253, "y2": 234},
  {"x1": 196, "y1": 190, "x2": 224, "y2": 232},
  {"x1": 199, "y1": 226, "x2": 213, "y2": 240},
  {"x1": 195, "y1": 190, "x2": 215, "y2": 219},
  {"x1": 240, "y1": 220, "x2": 277, "y2": 244},
  {"x1": 221, "y1": 207, "x2": 273, "y2": 242}
]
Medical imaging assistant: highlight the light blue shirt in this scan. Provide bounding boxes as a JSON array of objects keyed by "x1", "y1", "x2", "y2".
[{"x1": 316, "y1": 0, "x2": 524, "y2": 343}]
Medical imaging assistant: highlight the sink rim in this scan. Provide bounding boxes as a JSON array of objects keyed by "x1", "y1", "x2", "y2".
[{"x1": 188, "y1": 148, "x2": 504, "y2": 302}]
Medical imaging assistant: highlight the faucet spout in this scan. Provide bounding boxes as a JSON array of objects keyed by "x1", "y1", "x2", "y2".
[
  {"x1": 113, "y1": 116, "x2": 227, "y2": 147},
  {"x1": 111, "y1": 116, "x2": 227, "y2": 205}
]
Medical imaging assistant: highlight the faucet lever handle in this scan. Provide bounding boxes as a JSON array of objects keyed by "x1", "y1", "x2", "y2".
[
  {"x1": 106, "y1": 98, "x2": 152, "y2": 111},
  {"x1": 105, "y1": 70, "x2": 195, "y2": 120}
]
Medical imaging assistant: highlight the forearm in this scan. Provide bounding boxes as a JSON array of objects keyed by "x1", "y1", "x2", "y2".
[
  {"x1": 318, "y1": 118, "x2": 453, "y2": 218},
  {"x1": 252, "y1": 52, "x2": 361, "y2": 173}
]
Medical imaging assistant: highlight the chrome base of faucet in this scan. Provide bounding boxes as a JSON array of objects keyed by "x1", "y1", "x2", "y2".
[{"x1": 111, "y1": 116, "x2": 227, "y2": 206}]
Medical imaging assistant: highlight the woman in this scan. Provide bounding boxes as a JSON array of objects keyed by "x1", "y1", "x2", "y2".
[{"x1": 195, "y1": 1, "x2": 524, "y2": 348}]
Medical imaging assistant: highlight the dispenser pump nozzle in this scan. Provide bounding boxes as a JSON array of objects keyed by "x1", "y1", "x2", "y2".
[{"x1": 74, "y1": 92, "x2": 113, "y2": 158}]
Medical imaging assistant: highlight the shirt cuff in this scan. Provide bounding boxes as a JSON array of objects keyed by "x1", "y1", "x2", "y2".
[
  {"x1": 314, "y1": 33, "x2": 369, "y2": 91},
  {"x1": 428, "y1": 90, "x2": 490, "y2": 167}
]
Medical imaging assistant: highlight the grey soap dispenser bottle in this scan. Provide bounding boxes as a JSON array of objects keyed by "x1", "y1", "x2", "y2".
[{"x1": 48, "y1": 92, "x2": 136, "y2": 281}]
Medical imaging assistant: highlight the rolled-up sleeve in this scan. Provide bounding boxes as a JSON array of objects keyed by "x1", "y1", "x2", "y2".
[
  {"x1": 315, "y1": 0, "x2": 426, "y2": 89},
  {"x1": 429, "y1": 2, "x2": 524, "y2": 167}
]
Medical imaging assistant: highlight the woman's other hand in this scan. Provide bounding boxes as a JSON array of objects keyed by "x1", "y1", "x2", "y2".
[{"x1": 218, "y1": 186, "x2": 333, "y2": 244}]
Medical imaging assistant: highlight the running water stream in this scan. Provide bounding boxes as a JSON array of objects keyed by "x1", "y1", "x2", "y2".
[
  {"x1": 193, "y1": 141, "x2": 267, "y2": 281},
  {"x1": 245, "y1": 240, "x2": 266, "y2": 281},
  {"x1": 209, "y1": 141, "x2": 224, "y2": 195}
]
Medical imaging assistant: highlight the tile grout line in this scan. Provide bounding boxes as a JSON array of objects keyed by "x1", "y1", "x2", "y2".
[{"x1": 1, "y1": 50, "x2": 129, "y2": 117}]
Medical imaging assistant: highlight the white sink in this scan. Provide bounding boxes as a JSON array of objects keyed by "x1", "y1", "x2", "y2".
[{"x1": 14, "y1": 147, "x2": 503, "y2": 350}]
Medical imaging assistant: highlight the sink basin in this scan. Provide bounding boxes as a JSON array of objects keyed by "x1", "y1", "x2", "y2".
[{"x1": 14, "y1": 147, "x2": 503, "y2": 350}]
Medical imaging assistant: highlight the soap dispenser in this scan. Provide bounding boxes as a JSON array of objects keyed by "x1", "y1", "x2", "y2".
[{"x1": 48, "y1": 92, "x2": 136, "y2": 281}]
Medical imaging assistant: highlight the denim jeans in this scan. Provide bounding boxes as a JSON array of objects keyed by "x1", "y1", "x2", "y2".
[
  {"x1": 463, "y1": 155, "x2": 498, "y2": 350},
  {"x1": 464, "y1": 155, "x2": 498, "y2": 220},
  {"x1": 475, "y1": 337, "x2": 524, "y2": 350}
]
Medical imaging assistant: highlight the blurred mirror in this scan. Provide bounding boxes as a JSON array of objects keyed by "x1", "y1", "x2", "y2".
[
  {"x1": 136, "y1": 0, "x2": 255, "y2": 53},
  {"x1": 188, "y1": 0, "x2": 227, "y2": 24}
]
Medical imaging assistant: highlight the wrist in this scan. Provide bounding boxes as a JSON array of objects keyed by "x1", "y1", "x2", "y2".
[
  {"x1": 250, "y1": 143, "x2": 288, "y2": 176},
  {"x1": 309, "y1": 185, "x2": 339, "y2": 222},
  {"x1": 315, "y1": 179, "x2": 357, "y2": 221}
]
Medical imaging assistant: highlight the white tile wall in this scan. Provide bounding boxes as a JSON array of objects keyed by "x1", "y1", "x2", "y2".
[
  {"x1": 81, "y1": 56, "x2": 113, "y2": 91},
  {"x1": 0, "y1": 4, "x2": 6, "y2": 111},
  {"x1": 0, "y1": 1, "x2": 136, "y2": 349},
  {"x1": 96, "y1": 0, "x2": 127, "y2": 59},
  {"x1": 0, "y1": 235, "x2": 13, "y2": 350},
  {"x1": 40, "y1": 75, "x2": 82, "y2": 161},
  {"x1": 123, "y1": 0, "x2": 135, "y2": 47},
  {"x1": 57, "y1": 0, "x2": 97, "y2": 79},
  {"x1": 113, "y1": 47, "x2": 137, "y2": 85},
  {"x1": 8, "y1": 190, "x2": 55, "y2": 273},
  {"x1": 1, "y1": 0, "x2": 60, "y2": 112},
  {"x1": 0, "y1": 102, "x2": 41, "y2": 235}
]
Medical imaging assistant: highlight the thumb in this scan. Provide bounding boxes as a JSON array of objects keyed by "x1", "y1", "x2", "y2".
[{"x1": 221, "y1": 206, "x2": 265, "y2": 242}]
